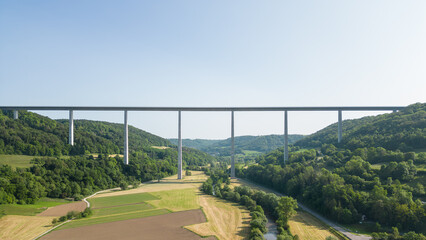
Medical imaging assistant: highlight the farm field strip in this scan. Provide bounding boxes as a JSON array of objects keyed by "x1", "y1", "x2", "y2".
[
  {"x1": 0, "y1": 198, "x2": 72, "y2": 216},
  {"x1": 58, "y1": 208, "x2": 171, "y2": 230},
  {"x1": 92, "y1": 203, "x2": 153, "y2": 217},
  {"x1": 0, "y1": 215, "x2": 55, "y2": 240},
  {"x1": 88, "y1": 192, "x2": 159, "y2": 208},
  {"x1": 186, "y1": 194, "x2": 250, "y2": 240}
]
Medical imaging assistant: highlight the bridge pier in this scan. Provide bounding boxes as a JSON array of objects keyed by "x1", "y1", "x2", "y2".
[
  {"x1": 13, "y1": 110, "x2": 18, "y2": 119},
  {"x1": 284, "y1": 111, "x2": 288, "y2": 164},
  {"x1": 231, "y1": 111, "x2": 235, "y2": 178},
  {"x1": 178, "y1": 111, "x2": 182, "y2": 180},
  {"x1": 338, "y1": 110, "x2": 342, "y2": 143},
  {"x1": 69, "y1": 110, "x2": 74, "y2": 145},
  {"x1": 124, "y1": 110, "x2": 129, "y2": 165}
]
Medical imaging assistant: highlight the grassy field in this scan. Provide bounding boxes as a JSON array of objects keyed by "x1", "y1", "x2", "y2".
[
  {"x1": 59, "y1": 208, "x2": 171, "y2": 229},
  {"x1": 92, "y1": 203, "x2": 153, "y2": 216},
  {"x1": 0, "y1": 154, "x2": 34, "y2": 168},
  {"x1": 0, "y1": 198, "x2": 71, "y2": 216},
  {"x1": 230, "y1": 178, "x2": 339, "y2": 240},
  {"x1": 289, "y1": 210, "x2": 340, "y2": 240},
  {"x1": 0, "y1": 215, "x2": 55, "y2": 240},
  {"x1": 149, "y1": 188, "x2": 200, "y2": 211},
  {"x1": 88, "y1": 192, "x2": 159, "y2": 208}
]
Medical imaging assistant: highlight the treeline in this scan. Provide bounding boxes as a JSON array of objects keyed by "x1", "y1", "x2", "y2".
[
  {"x1": 1, "y1": 110, "x2": 180, "y2": 156},
  {"x1": 170, "y1": 134, "x2": 305, "y2": 157},
  {"x1": 201, "y1": 168, "x2": 298, "y2": 240},
  {"x1": 239, "y1": 148, "x2": 426, "y2": 232},
  {"x1": 295, "y1": 103, "x2": 426, "y2": 151},
  {"x1": 0, "y1": 145, "x2": 212, "y2": 204}
]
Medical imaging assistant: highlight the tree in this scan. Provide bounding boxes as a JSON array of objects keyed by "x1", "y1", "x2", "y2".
[{"x1": 276, "y1": 196, "x2": 297, "y2": 225}]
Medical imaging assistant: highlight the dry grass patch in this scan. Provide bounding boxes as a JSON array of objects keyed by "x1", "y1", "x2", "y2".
[
  {"x1": 289, "y1": 211, "x2": 338, "y2": 240},
  {"x1": 0, "y1": 215, "x2": 55, "y2": 240},
  {"x1": 94, "y1": 171, "x2": 207, "y2": 198},
  {"x1": 151, "y1": 146, "x2": 170, "y2": 150},
  {"x1": 186, "y1": 194, "x2": 250, "y2": 240}
]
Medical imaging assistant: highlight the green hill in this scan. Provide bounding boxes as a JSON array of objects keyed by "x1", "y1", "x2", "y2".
[
  {"x1": 0, "y1": 110, "x2": 214, "y2": 166},
  {"x1": 238, "y1": 103, "x2": 426, "y2": 234},
  {"x1": 169, "y1": 134, "x2": 305, "y2": 156},
  {"x1": 0, "y1": 110, "x2": 170, "y2": 156},
  {"x1": 295, "y1": 103, "x2": 426, "y2": 151}
]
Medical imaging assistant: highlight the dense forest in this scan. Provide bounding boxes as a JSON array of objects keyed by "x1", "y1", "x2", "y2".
[
  {"x1": 295, "y1": 103, "x2": 426, "y2": 151},
  {"x1": 0, "y1": 110, "x2": 172, "y2": 156},
  {"x1": 0, "y1": 110, "x2": 216, "y2": 204},
  {"x1": 169, "y1": 134, "x2": 305, "y2": 156},
  {"x1": 238, "y1": 103, "x2": 426, "y2": 235}
]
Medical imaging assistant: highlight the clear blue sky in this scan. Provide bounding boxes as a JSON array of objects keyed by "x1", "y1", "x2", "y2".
[{"x1": 1, "y1": 1, "x2": 425, "y2": 139}]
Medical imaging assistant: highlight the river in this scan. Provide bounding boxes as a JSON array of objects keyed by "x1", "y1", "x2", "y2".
[{"x1": 264, "y1": 214, "x2": 278, "y2": 240}]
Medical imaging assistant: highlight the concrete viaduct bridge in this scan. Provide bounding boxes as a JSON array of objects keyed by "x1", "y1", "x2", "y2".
[{"x1": 1, "y1": 106, "x2": 405, "y2": 179}]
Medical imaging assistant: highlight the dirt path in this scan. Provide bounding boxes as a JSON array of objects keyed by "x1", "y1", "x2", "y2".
[{"x1": 39, "y1": 209, "x2": 216, "y2": 240}]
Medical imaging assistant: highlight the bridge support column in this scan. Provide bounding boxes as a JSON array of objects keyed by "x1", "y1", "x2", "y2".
[
  {"x1": 178, "y1": 111, "x2": 182, "y2": 180},
  {"x1": 69, "y1": 110, "x2": 74, "y2": 145},
  {"x1": 124, "y1": 110, "x2": 129, "y2": 165},
  {"x1": 13, "y1": 110, "x2": 18, "y2": 119},
  {"x1": 231, "y1": 111, "x2": 235, "y2": 178},
  {"x1": 338, "y1": 110, "x2": 342, "y2": 143},
  {"x1": 284, "y1": 111, "x2": 288, "y2": 164}
]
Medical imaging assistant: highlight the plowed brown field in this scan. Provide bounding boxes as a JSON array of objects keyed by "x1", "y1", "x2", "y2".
[
  {"x1": 40, "y1": 209, "x2": 216, "y2": 240},
  {"x1": 37, "y1": 201, "x2": 86, "y2": 217}
]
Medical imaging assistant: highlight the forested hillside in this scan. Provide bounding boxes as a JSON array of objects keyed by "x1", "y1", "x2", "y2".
[
  {"x1": 240, "y1": 103, "x2": 426, "y2": 234},
  {"x1": 0, "y1": 110, "x2": 171, "y2": 156},
  {"x1": 169, "y1": 134, "x2": 304, "y2": 156},
  {"x1": 295, "y1": 103, "x2": 426, "y2": 151},
  {"x1": 0, "y1": 110, "x2": 215, "y2": 205}
]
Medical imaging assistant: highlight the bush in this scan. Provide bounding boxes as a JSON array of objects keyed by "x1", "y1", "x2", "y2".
[
  {"x1": 51, "y1": 218, "x2": 57, "y2": 224},
  {"x1": 185, "y1": 170, "x2": 192, "y2": 176},
  {"x1": 119, "y1": 181, "x2": 128, "y2": 190},
  {"x1": 249, "y1": 227, "x2": 265, "y2": 240},
  {"x1": 250, "y1": 218, "x2": 267, "y2": 233},
  {"x1": 73, "y1": 194, "x2": 83, "y2": 201}
]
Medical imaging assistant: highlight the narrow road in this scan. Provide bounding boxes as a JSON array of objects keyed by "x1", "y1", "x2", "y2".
[{"x1": 237, "y1": 178, "x2": 371, "y2": 240}]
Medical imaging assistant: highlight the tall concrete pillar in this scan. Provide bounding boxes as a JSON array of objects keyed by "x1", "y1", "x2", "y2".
[
  {"x1": 124, "y1": 110, "x2": 129, "y2": 165},
  {"x1": 231, "y1": 111, "x2": 235, "y2": 178},
  {"x1": 284, "y1": 111, "x2": 288, "y2": 164},
  {"x1": 338, "y1": 110, "x2": 342, "y2": 143},
  {"x1": 13, "y1": 110, "x2": 18, "y2": 119},
  {"x1": 178, "y1": 111, "x2": 182, "y2": 180},
  {"x1": 69, "y1": 110, "x2": 74, "y2": 146}
]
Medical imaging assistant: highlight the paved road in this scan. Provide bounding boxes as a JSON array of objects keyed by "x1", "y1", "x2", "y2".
[{"x1": 237, "y1": 178, "x2": 371, "y2": 240}]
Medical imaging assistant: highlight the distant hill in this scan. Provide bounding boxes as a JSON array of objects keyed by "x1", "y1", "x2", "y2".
[
  {"x1": 0, "y1": 110, "x2": 214, "y2": 165},
  {"x1": 169, "y1": 134, "x2": 305, "y2": 156},
  {"x1": 295, "y1": 102, "x2": 426, "y2": 151}
]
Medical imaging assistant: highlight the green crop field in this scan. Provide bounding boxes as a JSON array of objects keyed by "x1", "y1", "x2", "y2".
[
  {"x1": 0, "y1": 198, "x2": 71, "y2": 216},
  {"x1": 59, "y1": 208, "x2": 170, "y2": 229},
  {"x1": 148, "y1": 187, "x2": 200, "y2": 212},
  {"x1": 92, "y1": 203, "x2": 153, "y2": 216},
  {"x1": 0, "y1": 154, "x2": 35, "y2": 169},
  {"x1": 58, "y1": 192, "x2": 168, "y2": 230},
  {"x1": 89, "y1": 192, "x2": 159, "y2": 208}
]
